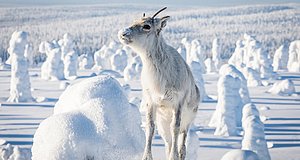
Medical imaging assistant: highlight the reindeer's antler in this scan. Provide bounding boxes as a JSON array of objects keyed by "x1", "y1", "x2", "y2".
[{"x1": 152, "y1": 7, "x2": 167, "y2": 19}]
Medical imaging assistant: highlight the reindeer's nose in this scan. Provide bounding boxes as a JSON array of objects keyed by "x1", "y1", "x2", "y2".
[{"x1": 120, "y1": 28, "x2": 131, "y2": 37}]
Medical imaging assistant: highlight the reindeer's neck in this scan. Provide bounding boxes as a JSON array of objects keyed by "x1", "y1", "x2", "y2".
[{"x1": 140, "y1": 36, "x2": 169, "y2": 65}]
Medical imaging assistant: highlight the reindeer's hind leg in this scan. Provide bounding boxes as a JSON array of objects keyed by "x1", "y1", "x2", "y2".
[{"x1": 142, "y1": 103, "x2": 156, "y2": 160}]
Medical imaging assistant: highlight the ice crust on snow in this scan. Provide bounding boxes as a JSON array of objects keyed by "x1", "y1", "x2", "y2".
[
  {"x1": 32, "y1": 75, "x2": 145, "y2": 160},
  {"x1": 7, "y1": 31, "x2": 34, "y2": 102},
  {"x1": 220, "y1": 150, "x2": 259, "y2": 160},
  {"x1": 241, "y1": 103, "x2": 271, "y2": 160}
]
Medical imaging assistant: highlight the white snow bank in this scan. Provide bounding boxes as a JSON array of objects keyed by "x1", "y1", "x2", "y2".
[
  {"x1": 220, "y1": 150, "x2": 259, "y2": 160},
  {"x1": 32, "y1": 76, "x2": 145, "y2": 160},
  {"x1": 267, "y1": 79, "x2": 295, "y2": 96},
  {"x1": 0, "y1": 144, "x2": 31, "y2": 160},
  {"x1": 242, "y1": 103, "x2": 271, "y2": 160}
]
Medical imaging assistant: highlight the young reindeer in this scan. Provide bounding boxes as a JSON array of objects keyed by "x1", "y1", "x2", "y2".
[{"x1": 118, "y1": 7, "x2": 200, "y2": 160}]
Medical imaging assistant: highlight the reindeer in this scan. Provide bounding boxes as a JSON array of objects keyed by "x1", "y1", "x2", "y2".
[{"x1": 118, "y1": 7, "x2": 200, "y2": 160}]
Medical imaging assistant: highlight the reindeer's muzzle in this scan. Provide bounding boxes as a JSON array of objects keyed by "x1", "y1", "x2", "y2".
[{"x1": 118, "y1": 28, "x2": 133, "y2": 44}]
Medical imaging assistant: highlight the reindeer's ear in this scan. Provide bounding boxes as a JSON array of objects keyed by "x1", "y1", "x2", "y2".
[{"x1": 161, "y1": 16, "x2": 170, "y2": 28}]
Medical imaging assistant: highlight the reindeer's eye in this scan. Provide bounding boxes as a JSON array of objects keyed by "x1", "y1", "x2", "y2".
[{"x1": 142, "y1": 24, "x2": 151, "y2": 31}]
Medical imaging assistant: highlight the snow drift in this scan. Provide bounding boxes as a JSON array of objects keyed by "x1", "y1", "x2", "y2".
[{"x1": 32, "y1": 75, "x2": 145, "y2": 160}]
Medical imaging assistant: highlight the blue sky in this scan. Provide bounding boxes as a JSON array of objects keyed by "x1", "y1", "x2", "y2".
[{"x1": 0, "y1": 0, "x2": 299, "y2": 6}]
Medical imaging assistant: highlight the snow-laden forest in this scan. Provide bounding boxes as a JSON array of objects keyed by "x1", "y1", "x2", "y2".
[
  {"x1": 0, "y1": 3, "x2": 300, "y2": 160},
  {"x1": 0, "y1": 4, "x2": 299, "y2": 62}
]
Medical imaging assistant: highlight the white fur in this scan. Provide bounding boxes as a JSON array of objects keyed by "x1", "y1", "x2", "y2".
[{"x1": 118, "y1": 14, "x2": 200, "y2": 160}]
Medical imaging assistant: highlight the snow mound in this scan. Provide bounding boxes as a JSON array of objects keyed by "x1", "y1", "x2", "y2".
[
  {"x1": 32, "y1": 76, "x2": 145, "y2": 160},
  {"x1": 0, "y1": 144, "x2": 31, "y2": 160},
  {"x1": 220, "y1": 150, "x2": 259, "y2": 160},
  {"x1": 267, "y1": 79, "x2": 295, "y2": 96}
]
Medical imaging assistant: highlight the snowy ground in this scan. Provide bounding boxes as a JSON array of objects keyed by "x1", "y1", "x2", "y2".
[{"x1": 0, "y1": 68, "x2": 299, "y2": 160}]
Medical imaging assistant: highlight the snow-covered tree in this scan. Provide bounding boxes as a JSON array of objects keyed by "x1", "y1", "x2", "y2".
[
  {"x1": 78, "y1": 53, "x2": 94, "y2": 70},
  {"x1": 60, "y1": 33, "x2": 78, "y2": 80},
  {"x1": 210, "y1": 74, "x2": 241, "y2": 136},
  {"x1": 272, "y1": 43, "x2": 289, "y2": 71},
  {"x1": 242, "y1": 103, "x2": 271, "y2": 160},
  {"x1": 211, "y1": 38, "x2": 223, "y2": 70},
  {"x1": 204, "y1": 58, "x2": 217, "y2": 73},
  {"x1": 40, "y1": 41, "x2": 64, "y2": 80},
  {"x1": 124, "y1": 56, "x2": 142, "y2": 82},
  {"x1": 110, "y1": 49, "x2": 128, "y2": 73},
  {"x1": 242, "y1": 34, "x2": 273, "y2": 79},
  {"x1": 242, "y1": 67, "x2": 262, "y2": 87},
  {"x1": 228, "y1": 40, "x2": 245, "y2": 69},
  {"x1": 287, "y1": 40, "x2": 300, "y2": 72},
  {"x1": 7, "y1": 31, "x2": 34, "y2": 102}
]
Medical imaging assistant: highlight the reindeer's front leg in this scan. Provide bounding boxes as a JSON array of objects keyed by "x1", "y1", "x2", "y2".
[
  {"x1": 169, "y1": 106, "x2": 181, "y2": 160},
  {"x1": 142, "y1": 103, "x2": 155, "y2": 160}
]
